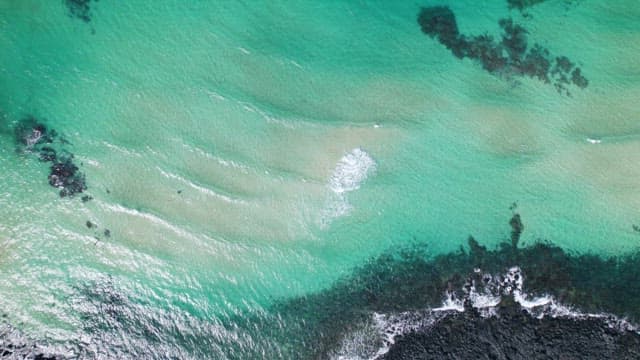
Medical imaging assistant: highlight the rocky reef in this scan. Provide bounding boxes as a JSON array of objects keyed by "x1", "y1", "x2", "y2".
[
  {"x1": 2, "y1": 214, "x2": 639, "y2": 359},
  {"x1": 269, "y1": 214, "x2": 640, "y2": 359},
  {"x1": 0, "y1": 324, "x2": 63, "y2": 359},
  {"x1": 382, "y1": 299, "x2": 640, "y2": 360},
  {"x1": 14, "y1": 116, "x2": 87, "y2": 198},
  {"x1": 417, "y1": 6, "x2": 588, "y2": 94}
]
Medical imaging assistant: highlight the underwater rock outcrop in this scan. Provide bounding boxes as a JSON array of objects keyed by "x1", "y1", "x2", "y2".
[
  {"x1": 14, "y1": 116, "x2": 88, "y2": 198},
  {"x1": 417, "y1": 6, "x2": 588, "y2": 94},
  {"x1": 64, "y1": 0, "x2": 98, "y2": 23},
  {"x1": 48, "y1": 156, "x2": 87, "y2": 197}
]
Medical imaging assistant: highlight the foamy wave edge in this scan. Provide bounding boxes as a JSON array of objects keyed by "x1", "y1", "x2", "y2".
[
  {"x1": 332, "y1": 266, "x2": 639, "y2": 360},
  {"x1": 320, "y1": 148, "x2": 376, "y2": 227}
]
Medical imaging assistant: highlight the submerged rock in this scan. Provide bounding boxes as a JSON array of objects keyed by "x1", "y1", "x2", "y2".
[
  {"x1": 65, "y1": 0, "x2": 98, "y2": 23},
  {"x1": 13, "y1": 116, "x2": 56, "y2": 148},
  {"x1": 417, "y1": 6, "x2": 588, "y2": 94},
  {"x1": 49, "y1": 157, "x2": 87, "y2": 197},
  {"x1": 0, "y1": 324, "x2": 63, "y2": 359},
  {"x1": 38, "y1": 146, "x2": 57, "y2": 162},
  {"x1": 13, "y1": 116, "x2": 88, "y2": 198}
]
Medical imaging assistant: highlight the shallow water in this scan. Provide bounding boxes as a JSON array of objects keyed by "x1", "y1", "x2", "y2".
[{"x1": 0, "y1": 0, "x2": 639, "y2": 358}]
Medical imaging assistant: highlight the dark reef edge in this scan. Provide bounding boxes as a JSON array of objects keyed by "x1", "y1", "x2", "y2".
[
  {"x1": 417, "y1": 5, "x2": 588, "y2": 95},
  {"x1": 2, "y1": 214, "x2": 640, "y2": 359}
]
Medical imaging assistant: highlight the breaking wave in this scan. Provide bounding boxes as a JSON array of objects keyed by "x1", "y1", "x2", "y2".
[{"x1": 320, "y1": 148, "x2": 376, "y2": 226}]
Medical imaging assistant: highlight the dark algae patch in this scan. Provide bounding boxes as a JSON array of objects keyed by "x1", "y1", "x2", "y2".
[
  {"x1": 507, "y1": 0, "x2": 580, "y2": 12},
  {"x1": 13, "y1": 116, "x2": 88, "y2": 198},
  {"x1": 507, "y1": 0, "x2": 547, "y2": 10},
  {"x1": 417, "y1": 6, "x2": 588, "y2": 94},
  {"x1": 64, "y1": 0, "x2": 99, "y2": 23}
]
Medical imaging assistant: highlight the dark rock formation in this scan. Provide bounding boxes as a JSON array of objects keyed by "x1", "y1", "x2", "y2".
[
  {"x1": 417, "y1": 6, "x2": 588, "y2": 94},
  {"x1": 0, "y1": 324, "x2": 62, "y2": 359},
  {"x1": 48, "y1": 156, "x2": 87, "y2": 197},
  {"x1": 38, "y1": 147, "x2": 57, "y2": 163},
  {"x1": 13, "y1": 116, "x2": 56, "y2": 148},
  {"x1": 13, "y1": 116, "x2": 88, "y2": 198},
  {"x1": 382, "y1": 300, "x2": 640, "y2": 360},
  {"x1": 268, "y1": 214, "x2": 640, "y2": 359}
]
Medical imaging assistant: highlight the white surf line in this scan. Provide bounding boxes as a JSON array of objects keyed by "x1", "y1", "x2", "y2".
[
  {"x1": 99, "y1": 202, "x2": 204, "y2": 243},
  {"x1": 361, "y1": 266, "x2": 640, "y2": 360},
  {"x1": 156, "y1": 167, "x2": 247, "y2": 205},
  {"x1": 102, "y1": 141, "x2": 143, "y2": 157},
  {"x1": 237, "y1": 100, "x2": 289, "y2": 126},
  {"x1": 179, "y1": 143, "x2": 250, "y2": 172},
  {"x1": 205, "y1": 89, "x2": 227, "y2": 101}
]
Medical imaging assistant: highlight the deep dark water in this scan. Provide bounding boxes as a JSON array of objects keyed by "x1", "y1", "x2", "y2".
[
  {"x1": 2, "y1": 214, "x2": 640, "y2": 359},
  {"x1": 417, "y1": 6, "x2": 588, "y2": 94}
]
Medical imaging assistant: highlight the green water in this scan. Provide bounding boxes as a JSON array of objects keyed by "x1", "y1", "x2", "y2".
[{"x1": 0, "y1": 0, "x2": 639, "y2": 358}]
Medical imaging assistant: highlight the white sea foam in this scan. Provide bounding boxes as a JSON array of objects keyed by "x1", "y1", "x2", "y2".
[
  {"x1": 156, "y1": 167, "x2": 246, "y2": 204},
  {"x1": 329, "y1": 148, "x2": 376, "y2": 194},
  {"x1": 333, "y1": 266, "x2": 639, "y2": 360},
  {"x1": 320, "y1": 149, "x2": 376, "y2": 226},
  {"x1": 100, "y1": 203, "x2": 201, "y2": 242}
]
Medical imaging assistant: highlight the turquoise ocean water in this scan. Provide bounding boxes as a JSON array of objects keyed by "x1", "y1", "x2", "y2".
[{"x1": 1, "y1": 0, "x2": 639, "y2": 358}]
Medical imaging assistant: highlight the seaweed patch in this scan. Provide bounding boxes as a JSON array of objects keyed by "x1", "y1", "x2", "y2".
[
  {"x1": 64, "y1": 0, "x2": 98, "y2": 23},
  {"x1": 417, "y1": 6, "x2": 588, "y2": 94},
  {"x1": 506, "y1": 0, "x2": 548, "y2": 10},
  {"x1": 14, "y1": 116, "x2": 88, "y2": 198},
  {"x1": 507, "y1": 0, "x2": 580, "y2": 12}
]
